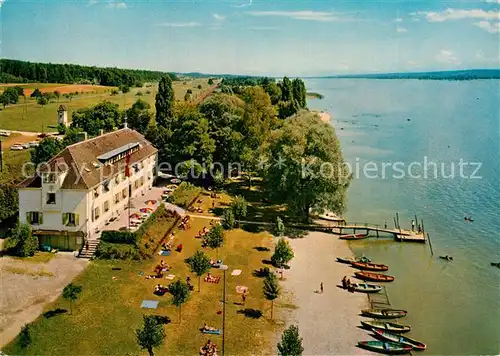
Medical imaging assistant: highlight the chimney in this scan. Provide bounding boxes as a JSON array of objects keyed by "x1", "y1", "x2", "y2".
[
  {"x1": 81, "y1": 132, "x2": 88, "y2": 141},
  {"x1": 99, "y1": 129, "x2": 104, "y2": 136},
  {"x1": 124, "y1": 115, "x2": 128, "y2": 129}
]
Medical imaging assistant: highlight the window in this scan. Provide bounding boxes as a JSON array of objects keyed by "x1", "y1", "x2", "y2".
[
  {"x1": 104, "y1": 200, "x2": 110, "y2": 212},
  {"x1": 115, "y1": 175, "x2": 120, "y2": 184},
  {"x1": 122, "y1": 188, "x2": 127, "y2": 199},
  {"x1": 121, "y1": 172, "x2": 126, "y2": 181},
  {"x1": 94, "y1": 188, "x2": 100, "y2": 198},
  {"x1": 63, "y1": 213, "x2": 78, "y2": 227},
  {"x1": 114, "y1": 193, "x2": 120, "y2": 204},
  {"x1": 92, "y1": 207, "x2": 100, "y2": 221},
  {"x1": 43, "y1": 173, "x2": 56, "y2": 183},
  {"x1": 46, "y1": 193, "x2": 56, "y2": 204},
  {"x1": 26, "y1": 211, "x2": 43, "y2": 225},
  {"x1": 134, "y1": 180, "x2": 139, "y2": 189},
  {"x1": 140, "y1": 177, "x2": 144, "y2": 186},
  {"x1": 103, "y1": 180, "x2": 110, "y2": 193}
]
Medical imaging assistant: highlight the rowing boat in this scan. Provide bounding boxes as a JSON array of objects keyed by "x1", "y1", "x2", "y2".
[
  {"x1": 355, "y1": 271, "x2": 395, "y2": 282},
  {"x1": 351, "y1": 261, "x2": 389, "y2": 271},
  {"x1": 336, "y1": 256, "x2": 371, "y2": 264},
  {"x1": 373, "y1": 329, "x2": 427, "y2": 350},
  {"x1": 361, "y1": 308, "x2": 408, "y2": 319},
  {"x1": 361, "y1": 320, "x2": 411, "y2": 333},
  {"x1": 357, "y1": 341, "x2": 412, "y2": 354},
  {"x1": 339, "y1": 233, "x2": 368, "y2": 240},
  {"x1": 351, "y1": 283, "x2": 382, "y2": 293}
]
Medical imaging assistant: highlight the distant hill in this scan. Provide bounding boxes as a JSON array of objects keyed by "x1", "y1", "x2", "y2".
[{"x1": 318, "y1": 69, "x2": 500, "y2": 80}]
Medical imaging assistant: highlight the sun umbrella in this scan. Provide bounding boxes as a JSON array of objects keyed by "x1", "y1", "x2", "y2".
[
  {"x1": 140, "y1": 207, "x2": 153, "y2": 213},
  {"x1": 145, "y1": 200, "x2": 157, "y2": 206},
  {"x1": 130, "y1": 213, "x2": 141, "y2": 219},
  {"x1": 170, "y1": 178, "x2": 181, "y2": 184}
]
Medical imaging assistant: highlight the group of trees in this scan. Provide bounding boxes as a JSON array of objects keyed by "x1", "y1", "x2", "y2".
[
  {"x1": 0, "y1": 86, "x2": 24, "y2": 107},
  {"x1": 0, "y1": 59, "x2": 178, "y2": 86},
  {"x1": 3, "y1": 223, "x2": 38, "y2": 257}
]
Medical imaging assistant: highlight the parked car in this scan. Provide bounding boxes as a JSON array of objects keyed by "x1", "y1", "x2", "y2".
[
  {"x1": 0, "y1": 131, "x2": 11, "y2": 137},
  {"x1": 10, "y1": 145, "x2": 24, "y2": 151},
  {"x1": 22, "y1": 143, "x2": 31, "y2": 149},
  {"x1": 28, "y1": 141, "x2": 39, "y2": 147}
]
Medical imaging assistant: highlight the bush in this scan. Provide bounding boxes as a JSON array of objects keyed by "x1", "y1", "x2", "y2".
[
  {"x1": 100, "y1": 231, "x2": 138, "y2": 245},
  {"x1": 18, "y1": 324, "x2": 31, "y2": 348},
  {"x1": 5, "y1": 223, "x2": 38, "y2": 257},
  {"x1": 95, "y1": 241, "x2": 141, "y2": 260},
  {"x1": 170, "y1": 182, "x2": 201, "y2": 208},
  {"x1": 222, "y1": 208, "x2": 235, "y2": 230}
]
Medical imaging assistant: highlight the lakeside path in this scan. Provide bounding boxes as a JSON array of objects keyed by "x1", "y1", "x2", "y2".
[{"x1": 279, "y1": 231, "x2": 375, "y2": 355}]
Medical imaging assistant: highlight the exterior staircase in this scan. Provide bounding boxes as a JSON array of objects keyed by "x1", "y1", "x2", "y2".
[{"x1": 78, "y1": 239, "x2": 100, "y2": 259}]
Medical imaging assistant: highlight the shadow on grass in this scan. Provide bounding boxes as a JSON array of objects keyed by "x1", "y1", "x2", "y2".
[
  {"x1": 151, "y1": 315, "x2": 171, "y2": 325},
  {"x1": 253, "y1": 246, "x2": 270, "y2": 252},
  {"x1": 252, "y1": 267, "x2": 270, "y2": 278},
  {"x1": 212, "y1": 207, "x2": 226, "y2": 217},
  {"x1": 43, "y1": 308, "x2": 67, "y2": 319},
  {"x1": 261, "y1": 259, "x2": 273, "y2": 266},
  {"x1": 241, "y1": 224, "x2": 263, "y2": 233},
  {"x1": 237, "y1": 308, "x2": 263, "y2": 319}
]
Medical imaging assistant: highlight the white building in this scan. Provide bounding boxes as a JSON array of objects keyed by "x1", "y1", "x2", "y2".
[
  {"x1": 57, "y1": 105, "x2": 68, "y2": 127},
  {"x1": 18, "y1": 128, "x2": 158, "y2": 250}
]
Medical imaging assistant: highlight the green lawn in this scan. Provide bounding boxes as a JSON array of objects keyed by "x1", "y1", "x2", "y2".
[
  {"x1": 0, "y1": 135, "x2": 33, "y2": 184},
  {"x1": 3, "y1": 193, "x2": 283, "y2": 355},
  {"x1": 0, "y1": 78, "x2": 217, "y2": 132}
]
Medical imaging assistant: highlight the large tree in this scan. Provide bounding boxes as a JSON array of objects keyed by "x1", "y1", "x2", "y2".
[
  {"x1": 136, "y1": 315, "x2": 166, "y2": 356},
  {"x1": 169, "y1": 280, "x2": 190, "y2": 322},
  {"x1": 186, "y1": 250, "x2": 212, "y2": 291},
  {"x1": 0, "y1": 185, "x2": 19, "y2": 222},
  {"x1": 264, "y1": 112, "x2": 350, "y2": 221},
  {"x1": 126, "y1": 99, "x2": 152, "y2": 134},
  {"x1": 71, "y1": 101, "x2": 122, "y2": 136},
  {"x1": 62, "y1": 283, "x2": 83, "y2": 315},
  {"x1": 155, "y1": 76, "x2": 175, "y2": 129},
  {"x1": 205, "y1": 224, "x2": 224, "y2": 260},
  {"x1": 4, "y1": 223, "x2": 38, "y2": 257},
  {"x1": 31, "y1": 137, "x2": 63, "y2": 166},
  {"x1": 279, "y1": 76, "x2": 294, "y2": 102},
  {"x1": 271, "y1": 238, "x2": 294, "y2": 269},
  {"x1": 292, "y1": 78, "x2": 307, "y2": 109}
]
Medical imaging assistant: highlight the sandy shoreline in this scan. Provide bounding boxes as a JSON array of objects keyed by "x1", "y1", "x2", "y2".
[
  {"x1": 279, "y1": 232, "x2": 374, "y2": 355},
  {"x1": 318, "y1": 111, "x2": 332, "y2": 123}
]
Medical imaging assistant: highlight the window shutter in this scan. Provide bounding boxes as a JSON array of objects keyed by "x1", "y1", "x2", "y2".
[
  {"x1": 63, "y1": 213, "x2": 69, "y2": 226},
  {"x1": 75, "y1": 214, "x2": 80, "y2": 226},
  {"x1": 39, "y1": 213, "x2": 43, "y2": 225},
  {"x1": 26, "y1": 212, "x2": 31, "y2": 224}
]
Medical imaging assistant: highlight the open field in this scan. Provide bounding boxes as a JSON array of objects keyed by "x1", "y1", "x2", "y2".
[
  {"x1": 3, "y1": 192, "x2": 283, "y2": 355},
  {"x1": 0, "y1": 133, "x2": 35, "y2": 184},
  {"x1": 0, "y1": 78, "x2": 217, "y2": 132},
  {"x1": 0, "y1": 83, "x2": 113, "y2": 96}
]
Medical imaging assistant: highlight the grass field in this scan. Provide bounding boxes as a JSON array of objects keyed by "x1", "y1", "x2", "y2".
[
  {"x1": 3, "y1": 192, "x2": 284, "y2": 355},
  {"x1": 0, "y1": 78, "x2": 217, "y2": 132},
  {"x1": 0, "y1": 134, "x2": 34, "y2": 184}
]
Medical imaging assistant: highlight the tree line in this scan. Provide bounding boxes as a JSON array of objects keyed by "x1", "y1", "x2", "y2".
[{"x1": 0, "y1": 59, "x2": 178, "y2": 86}]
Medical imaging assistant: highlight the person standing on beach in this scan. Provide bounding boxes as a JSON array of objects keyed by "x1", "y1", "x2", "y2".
[
  {"x1": 384, "y1": 221, "x2": 387, "y2": 229},
  {"x1": 320, "y1": 282, "x2": 324, "y2": 293},
  {"x1": 411, "y1": 220, "x2": 415, "y2": 231}
]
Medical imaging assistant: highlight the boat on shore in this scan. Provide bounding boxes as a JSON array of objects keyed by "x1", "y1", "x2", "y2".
[
  {"x1": 351, "y1": 282, "x2": 382, "y2": 293},
  {"x1": 357, "y1": 341, "x2": 412, "y2": 354},
  {"x1": 318, "y1": 212, "x2": 346, "y2": 223},
  {"x1": 336, "y1": 256, "x2": 371, "y2": 264},
  {"x1": 361, "y1": 308, "x2": 408, "y2": 319},
  {"x1": 373, "y1": 329, "x2": 427, "y2": 350},
  {"x1": 361, "y1": 320, "x2": 411, "y2": 333},
  {"x1": 355, "y1": 271, "x2": 395, "y2": 282},
  {"x1": 339, "y1": 233, "x2": 368, "y2": 240},
  {"x1": 351, "y1": 261, "x2": 389, "y2": 271}
]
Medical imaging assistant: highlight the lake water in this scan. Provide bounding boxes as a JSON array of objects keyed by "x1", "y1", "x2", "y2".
[{"x1": 306, "y1": 78, "x2": 500, "y2": 355}]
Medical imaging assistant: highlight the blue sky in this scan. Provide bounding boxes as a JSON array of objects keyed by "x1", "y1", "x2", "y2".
[{"x1": 1, "y1": 0, "x2": 499, "y2": 75}]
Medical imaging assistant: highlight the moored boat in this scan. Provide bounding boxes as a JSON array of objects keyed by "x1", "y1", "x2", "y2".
[
  {"x1": 336, "y1": 256, "x2": 371, "y2": 264},
  {"x1": 339, "y1": 233, "x2": 368, "y2": 240},
  {"x1": 358, "y1": 341, "x2": 412, "y2": 354},
  {"x1": 373, "y1": 329, "x2": 427, "y2": 350},
  {"x1": 351, "y1": 283, "x2": 382, "y2": 293},
  {"x1": 355, "y1": 271, "x2": 395, "y2": 282},
  {"x1": 361, "y1": 308, "x2": 407, "y2": 319},
  {"x1": 361, "y1": 320, "x2": 411, "y2": 333},
  {"x1": 351, "y1": 261, "x2": 389, "y2": 271}
]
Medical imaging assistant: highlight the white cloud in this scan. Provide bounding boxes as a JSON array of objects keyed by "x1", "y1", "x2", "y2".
[
  {"x1": 0, "y1": 0, "x2": 5, "y2": 7},
  {"x1": 88, "y1": 0, "x2": 98, "y2": 6},
  {"x1": 407, "y1": 60, "x2": 418, "y2": 66},
  {"x1": 213, "y1": 13, "x2": 226, "y2": 21},
  {"x1": 483, "y1": 0, "x2": 500, "y2": 3},
  {"x1": 395, "y1": 17, "x2": 403, "y2": 22},
  {"x1": 155, "y1": 22, "x2": 201, "y2": 27},
  {"x1": 397, "y1": 26, "x2": 408, "y2": 32},
  {"x1": 107, "y1": 1, "x2": 127, "y2": 9},
  {"x1": 247, "y1": 10, "x2": 343, "y2": 22},
  {"x1": 412, "y1": 9, "x2": 499, "y2": 22},
  {"x1": 231, "y1": 0, "x2": 252, "y2": 8},
  {"x1": 474, "y1": 20, "x2": 500, "y2": 32},
  {"x1": 436, "y1": 50, "x2": 461, "y2": 65}
]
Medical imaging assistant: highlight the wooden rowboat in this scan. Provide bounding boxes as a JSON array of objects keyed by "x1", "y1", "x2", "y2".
[
  {"x1": 361, "y1": 320, "x2": 411, "y2": 333},
  {"x1": 351, "y1": 283, "x2": 382, "y2": 293},
  {"x1": 339, "y1": 233, "x2": 368, "y2": 240},
  {"x1": 373, "y1": 329, "x2": 427, "y2": 350},
  {"x1": 358, "y1": 341, "x2": 412, "y2": 354},
  {"x1": 355, "y1": 271, "x2": 395, "y2": 282},
  {"x1": 336, "y1": 256, "x2": 371, "y2": 264},
  {"x1": 351, "y1": 261, "x2": 389, "y2": 271},
  {"x1": 361, "y1": 308, "x2": 408, "y2": 319}
]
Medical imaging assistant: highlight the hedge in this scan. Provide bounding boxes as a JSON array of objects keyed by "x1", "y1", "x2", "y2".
[
  {"x1": 100, "y1": 231, "x2": 138, "y2": 245},
  {"x1": 95, "y1": 241, "x2": 141, "y2": 260},
  {"x1": 169, "y1": 182, "x2": 202, "y2": 208}
]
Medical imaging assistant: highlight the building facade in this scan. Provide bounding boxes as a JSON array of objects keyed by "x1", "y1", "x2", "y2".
[{"x1": 18, "y1": 128, "x2": 158, "y2": 250}]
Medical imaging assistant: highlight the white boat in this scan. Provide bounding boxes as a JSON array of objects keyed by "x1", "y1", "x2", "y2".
[{"x1": 318, "y1": 212, "x2": 345, "y2": 222}]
